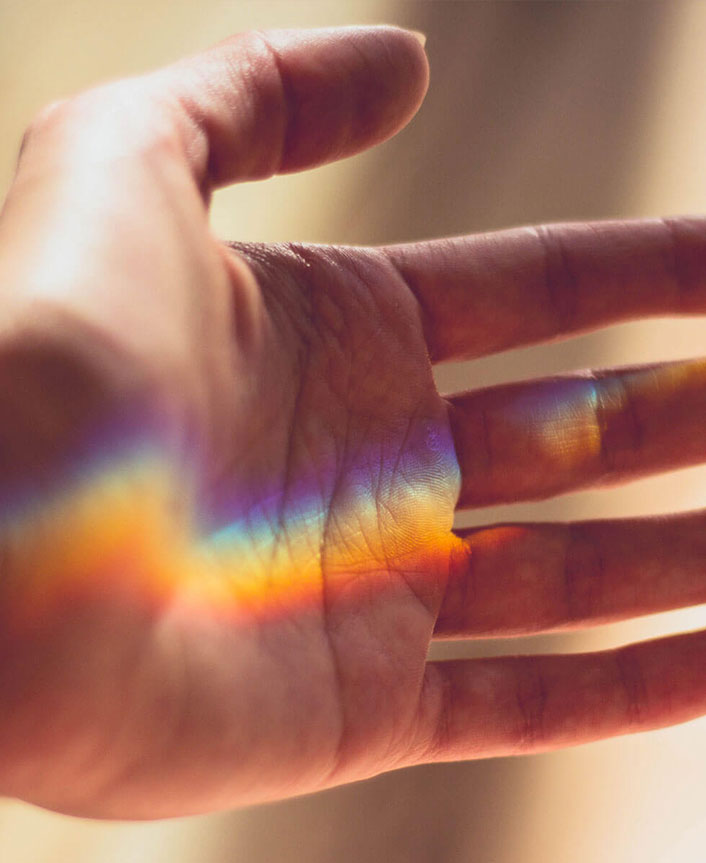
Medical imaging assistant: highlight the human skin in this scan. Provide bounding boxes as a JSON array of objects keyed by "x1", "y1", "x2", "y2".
[{"x1": 1, "y1": 26, "x2": 706, "y2": 820}]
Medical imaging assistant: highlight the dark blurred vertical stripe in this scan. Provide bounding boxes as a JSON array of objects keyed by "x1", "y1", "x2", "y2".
[{"x1": 338, "y1": 1, "x2": 673, "y2": 244}]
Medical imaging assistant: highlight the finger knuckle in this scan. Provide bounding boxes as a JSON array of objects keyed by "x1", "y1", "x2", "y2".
[
  {"x1": 21, "y1": 98, "x2": 71, "y2": 154},
  {"x1": 614, "y1": 648, "x2": 650, "y2": 727},
  {"x1": 531, "y1": 224, "x2": 579, "y2": 335},
  {"x1": 513, "y1": 661, "x2": 549, "y2": 749},
  {"x1": 561, "y1": 524, "x2": 606, "y2": 623},
  {"x1": 593, "y1": 373, "x2": 643, "y2": 476},
  {"x1": 28, "y1": 97, "x2": 70, "y2": 133},
  {"x1": 23, "y1": 81, "x2": 183, "y2": 166}
]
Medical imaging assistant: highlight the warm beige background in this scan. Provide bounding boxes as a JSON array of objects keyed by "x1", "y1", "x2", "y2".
[{"x1": 3, "y1": 1, "x2": 706, "y2": 861}]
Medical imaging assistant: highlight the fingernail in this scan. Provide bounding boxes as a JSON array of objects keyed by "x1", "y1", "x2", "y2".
[{"x1": 409, "y1": 30, "x2": 427, "y2": 48}]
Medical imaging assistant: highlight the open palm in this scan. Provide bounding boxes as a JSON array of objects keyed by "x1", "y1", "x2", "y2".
[{"x1": 2, "y1": 27, "x2": 706, "y2": 820}]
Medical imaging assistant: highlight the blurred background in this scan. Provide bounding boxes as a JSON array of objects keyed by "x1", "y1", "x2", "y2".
[{"x1": 3, "y1": 1, "x2": 706, "y2": 861}]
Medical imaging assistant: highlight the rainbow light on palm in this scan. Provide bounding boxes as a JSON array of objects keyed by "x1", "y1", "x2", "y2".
[{"x1": 0, "y1": 417, "x2": 462, "y2": 630}]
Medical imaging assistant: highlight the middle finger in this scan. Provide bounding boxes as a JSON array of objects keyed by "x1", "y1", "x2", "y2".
[{"x1": 436, "y1": 509, "x2": 706, "y2": 638}]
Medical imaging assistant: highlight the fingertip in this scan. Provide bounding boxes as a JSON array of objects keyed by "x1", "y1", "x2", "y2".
[
  {"x1": 363, "y1": 24, "x2": 431, "y2": 116},
  {"x1": 347, "y1": 24, "x2": 431, "y2": 150},
  {"x1": 397, "y1": 26, "x2": 431, "y2": 107}
]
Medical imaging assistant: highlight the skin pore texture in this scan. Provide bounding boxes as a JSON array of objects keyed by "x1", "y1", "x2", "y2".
[{"x1": 2, "y1": 26, "x2": 706, "y2": 820}]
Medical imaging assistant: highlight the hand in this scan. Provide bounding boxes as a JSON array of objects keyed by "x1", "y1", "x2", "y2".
[{"x1": 1, "y1": 26, "x2": 706, "y2": 820}]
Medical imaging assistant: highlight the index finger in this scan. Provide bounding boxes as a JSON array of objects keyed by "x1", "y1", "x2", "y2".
[
  {"x1": 382, "y1": 217, "x2": 706, "y2": 362},
  {"x1": 160, "y1": 26, "x2": 429, "y2": 190},
  {"x1": 11, "y1": 27, "x2": 429, "y2": 196}
]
